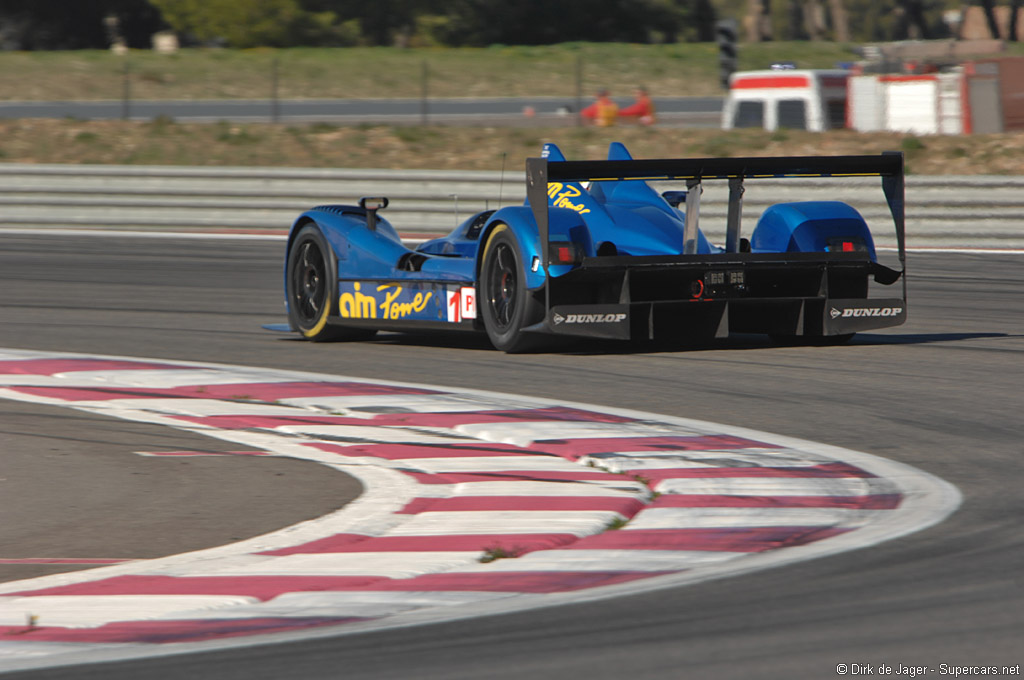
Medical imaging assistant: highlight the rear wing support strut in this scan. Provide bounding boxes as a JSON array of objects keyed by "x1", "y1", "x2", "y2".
[
  {"x1": 683, "y1": 179, "x2": 702, "y2": 255},
  {"x1": 680, "y1": 175, "x2": 745, "y2": 255},
  {"x1": 725, "y1": 176, "x2": 745, "y2": 253}
]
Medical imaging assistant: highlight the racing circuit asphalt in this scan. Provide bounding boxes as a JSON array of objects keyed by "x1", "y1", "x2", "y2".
[{"x1": 1, "y1": 234, "x2": 1022, "y2": 679}]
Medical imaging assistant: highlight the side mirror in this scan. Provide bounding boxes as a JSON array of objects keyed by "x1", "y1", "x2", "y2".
[
  {"x1": 661, "y1": 190, "x2": 688, "y2": 208},
  {"x1": 358, "y1": 196, "x2": 389, "y2": 230}
]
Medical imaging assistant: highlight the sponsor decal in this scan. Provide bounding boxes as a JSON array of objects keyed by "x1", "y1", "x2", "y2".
[
  {"x1": 830, "y1": 306, "x2": 903, "y2": 319},
  {"x1": 338, "y1": 282, "x2": 378, "y2": 319},
  {"x1": 445, "y1": 286, "x2": 477, "y2": 322},
  {"x1": 547, "y1": 182, "x2": 591, "y2": 215},
  {"x1": 553, "y1": 312, "x2": 627, "y2": 325},
  {"x1": 340, "y1": 282, "x2": 434, "y2": 320}
]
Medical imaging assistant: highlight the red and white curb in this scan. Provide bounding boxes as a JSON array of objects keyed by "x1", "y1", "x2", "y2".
[{"x1": 0, "y1": 349, "x2": 960, "y2": 671}]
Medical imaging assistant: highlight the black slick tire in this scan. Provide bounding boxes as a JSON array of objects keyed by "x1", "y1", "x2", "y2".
[
  {"x1": 479, "y1": 225, "x2": 546, "y2": 353},
  {"x1": 286, "y1": 224, "x2": 375, "y2": 342}
]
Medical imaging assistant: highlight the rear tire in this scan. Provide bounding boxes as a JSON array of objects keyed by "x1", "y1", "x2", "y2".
[
  {"x1": 286, "y1": 224, "x2": 376, "y2": 342},
  {"x1": 479, "y1": 225, "x2": 545, "y2": 353}
]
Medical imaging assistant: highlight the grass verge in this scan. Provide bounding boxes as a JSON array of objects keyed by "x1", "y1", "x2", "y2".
[
  {"x1": 10, "y1": 41, "x2": 1023, "y2": 102},
  {"x1": 1, "y1": 118, "x2": 1022, "y2": 174},
  {"x1": 0, "y1": 43, "x2": 867, "y2": 102}
]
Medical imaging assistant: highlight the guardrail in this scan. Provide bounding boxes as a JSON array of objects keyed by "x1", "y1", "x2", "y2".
[{"x1": 1, "y1": 163, "x2": 1022, "y2": 248}]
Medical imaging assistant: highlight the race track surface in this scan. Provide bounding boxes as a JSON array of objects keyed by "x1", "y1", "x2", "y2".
[{"x1": 1, "y1": 235, "x2": 1022, "y2": 679}]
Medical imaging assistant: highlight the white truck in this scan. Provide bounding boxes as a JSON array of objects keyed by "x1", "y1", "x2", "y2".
[{"x1": 721, "y1": 69, "x2": 851, "y2": 131}]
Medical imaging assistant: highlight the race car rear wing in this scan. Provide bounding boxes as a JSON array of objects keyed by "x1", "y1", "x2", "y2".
[{"x1": 525, "y1": 152, "x2": 906, "y2": 294}]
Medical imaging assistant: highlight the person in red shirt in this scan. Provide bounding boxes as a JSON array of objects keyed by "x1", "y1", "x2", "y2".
[
  {"x1": 581, "y1": 89, "x2": 619, "y2": 127},
  {"x1": 619, "y1": 86, "x2": 655, "y2": 125}
]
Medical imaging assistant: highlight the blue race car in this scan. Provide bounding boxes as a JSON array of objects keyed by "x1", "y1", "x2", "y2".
[{"x1": 283, "y1": 143, "x2": 906, "y2": 352}]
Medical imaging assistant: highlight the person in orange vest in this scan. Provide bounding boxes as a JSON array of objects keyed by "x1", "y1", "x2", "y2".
[
  {"x1": 581, "y1": 89, "x2": 619, "y2": 127},
  {"x1": 619, "y1": 86, "x2": 655, "y2": 125}
]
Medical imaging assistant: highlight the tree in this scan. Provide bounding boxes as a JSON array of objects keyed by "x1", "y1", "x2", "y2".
[
  {"x1": 153, "y1": 0, "x2": 285, "y2": 46},
  {"x1": 301, "y1": 0, "x2": 440, "y2": 46},
  {"x1": 426, "y1": 0, "x2": 699, "y2": 47},
  {"x1": 691, "y1": 0, "x2": 717, "y2": 41},
  {"x1": 745, "y1": 0, "x2": 773, "y2": 41},
  {"x1": 895, "y1": 0, "x2": 930, "y2": 39},
  {"x1": 828, "y1": 0, "x2": 850, "y2": 41},
  {"x1": 802, "y1": 0, "x2": 826, "y2": 39},
  {"x1": 844, "y1": 0, "x2": 945, "y2": 41},
  {"x1": 978, "y1": 0, "x2": 1001, "y2": 38},
  {"x1": 0, "y1": 0, "x2": 163, "y2": 50}
]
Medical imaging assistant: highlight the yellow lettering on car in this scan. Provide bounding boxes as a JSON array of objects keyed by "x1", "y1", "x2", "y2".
[
  {"x1": 376, "y1": 284, "x2": 432, "y2": 320},
  {"x1": 339, "y1": 282, "x2": 377, "y2": 319},
  {"x1": 339, "y1": 282, "x2": 433, "y2": 320},
  {"x1": 547, "y1": 182, "x2": 591, "y2": 215}
]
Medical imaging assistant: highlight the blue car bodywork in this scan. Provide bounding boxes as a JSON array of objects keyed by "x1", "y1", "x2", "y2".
[{"x1": 283, "y1": 143, "x2": 906, "y2": 351}]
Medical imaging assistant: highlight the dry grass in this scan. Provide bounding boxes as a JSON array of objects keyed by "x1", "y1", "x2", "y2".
[
  {"x1": 0, "y1": 44, "x2": 861, "y2": 102},
  {"x1": 1, "y1": 118, "x2": 1022, "y2": 175},
  {"x1": 5, "y1": 43, "x2": 1022, "y2": 102}
]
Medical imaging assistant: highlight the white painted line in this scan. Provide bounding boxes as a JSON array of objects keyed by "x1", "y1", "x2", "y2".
[
  {"x1": 70, "y1": 399, "x2": 310, "y2": 417},
  {"x1": 0, "y1": 228, "x2": 431, "y2": 245},
  {"x1": 456, "y1": 420, "x2": 701, "y2": 447},
  {"x1": 0, "y1": 368, "x2": 295, "y2": 389},
  {"x1": 625, "y1": 507, "x2": 884, "y2": 530},
  {"x1": 383, "y1": 511, "x2": 624, "y2": 536},
  {"x1": 163, "y1": 553, "x2": 485, "y2": 578},
  {"x1": 280, "y1": 393, "x2": 539, "y2": 415},
  {"x1": 271, "y1": 425, "x2": 474, "y2": 444},
  {"x1": 430, "y1": 481, "x2": 649, "y2": 497},
  {"x1": 581, "y1": 451, "x2": 824, "y2": 471},
  {"x1": 160, "y1": 590, "x2": 514, "y2": 621},
  {"x1": 0, "y1": 595, "x2": 256, "y2": 628},
  {"x1": 654, "y1": 477, "x2": 895, "y2": 497},
  {"x1": 456, "y1": 549, "x2": 747, "y2": 573},
  {"x1": 393, "y1": 456, "x2": 600, "y2": 473},
  {"x1": 0, "y1": 228, "x2": 287, "y2": 240}
]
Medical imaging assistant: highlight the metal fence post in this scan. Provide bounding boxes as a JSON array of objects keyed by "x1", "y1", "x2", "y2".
[
  {"x1": 575, "y1": 55, "x2": 583, "y2": 127},
  {"x1": 121, "y1": 57, "x2": 132, "y2": 121},
  {"x1": 420, "y1": 60, "x2": 429, "y2": 125},
  {"x1": 271, "y1": 56, "x2": 280, "y2": 123}
]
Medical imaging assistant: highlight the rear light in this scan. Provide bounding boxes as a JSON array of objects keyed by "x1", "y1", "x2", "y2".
[
  {"x1": 548, "y1": 242, "x2": 581, "y2": 265},
  {"x1": 826, "y1": 236, "x2": 868, "y2": 253}
]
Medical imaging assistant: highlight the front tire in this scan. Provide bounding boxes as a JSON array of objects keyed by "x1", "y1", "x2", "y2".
[
  {"x1": 479, "y1": 225, "x2": 545, "y2": 353},
  {"x1": 286, "y1": 224, "x2": 375, "y2": 342}
]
